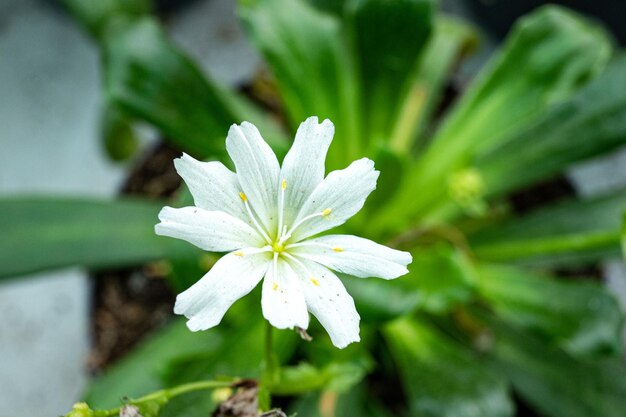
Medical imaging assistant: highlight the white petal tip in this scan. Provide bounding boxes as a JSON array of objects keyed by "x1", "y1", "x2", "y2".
[
  {"x1": 173, "y1": 299, "x2": 185, "y2": 315},
  {"x1": 185, "y1": 315, "x2": 220, "y2": 332},
  {"x1": 267, "y1": 320, "x2": 310, "y2": 331},
  {"x1": 333, "y1": 335, "x2": 361, "y2": 349},
  {"x1": 394, "y1": 266, "x2": 411, "y2": 279},
  {"x1": 263, "y1": 308, "x2": 310, "y2": 331},
  {"x1": 185, "y1": 321, "x2": 202, "y2": 332},
  {"x1": 156, "y1": 206, "x2": 174, "y2": 220}
]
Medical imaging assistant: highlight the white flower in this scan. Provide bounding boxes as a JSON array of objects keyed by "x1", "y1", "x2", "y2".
[{"x1": 155, "y1": 117, "x2": 412, "y2": 348}]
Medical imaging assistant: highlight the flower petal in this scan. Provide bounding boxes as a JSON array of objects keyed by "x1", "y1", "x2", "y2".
[
  {"x1": 290, "y1": 235, "x2": 412, "y2": 279},
  {"x1": 291, "y1": 158, "x2": 379, "y2": 241},
  {"x1": 155, "y1": 206, "x2": 265, "y2": 251},
  {"x1": 280, "y1": 117, "x2": 334, "y2": 226},
  {"x1": 226, "y1": 122, "x2": 280, "y2": 233},
  {"x1": 261, "y1": 256, "x2": 309, "y2": 330},
  {"x1": 287, "y1": 257, "x2": 360, "y2": 348},
  {"x1": 173, "y1": 153, "x2": 249, "y2": 223},
  {"x1": 175, "y1": 251, "x2": 271, "y2": 331}
]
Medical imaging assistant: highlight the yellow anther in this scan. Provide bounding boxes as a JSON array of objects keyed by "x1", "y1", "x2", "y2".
[
  {"x1": 239, "y1": 192, "x2": 248, "y2": 202},
  {"x1": 332, "y1": 247, "x2": 343, "y2": 252},
  {"x1": 272, "y1": 282, "x2": 279, "y2": 291},
  {"x1": 322, "y1": 208, "x2": 332, "y2": 217},
  {"x1": 281, "y1": 179, "x2": 287, "y2": 189},
  {"x1": 234, "y1": 251, "x2": 245, "y2": 257},
  {"x1": 310, "y1": 277, "x2": 320, "y2": 286}
]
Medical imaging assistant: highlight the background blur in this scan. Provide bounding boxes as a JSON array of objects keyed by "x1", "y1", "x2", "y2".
[{"x1": 1, "y1": 0, "x2": 626, "y2": 416}]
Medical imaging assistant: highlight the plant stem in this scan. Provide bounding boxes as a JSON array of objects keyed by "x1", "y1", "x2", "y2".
[
  {"x1": 166, "y1": 379, "x2": 236, "y2": 398},
  {"x1": 265, "y1": 320, "x2": 275, "y2": 378},
  {"x1": 260, "y1": 321, "x2": 279, "y2": 411},
  {"x1": 91, "y1": 379, "x2": 237, "y2": 417}
]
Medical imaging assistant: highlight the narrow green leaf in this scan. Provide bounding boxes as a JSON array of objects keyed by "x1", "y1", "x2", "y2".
[
  {"x1": 478, "y1": 55, "x2": 626, "y2": 196},
  {"x1": 376, "y1": 5, "x2": 612, "y2": 229},
  {"x1": 384, "y1": 317, "x2": 514, "y2": 417},
  {"x1": 476, "y1": 264, "x2": 623, "y2": 357},
  {"x1": 0, "y1": 197, "x2": 193, "y2": 280},
  {"x1": 103, "y1": 17, "x2": 239, "y2": 158},
  {"x1": 239, "y1": 0, "x2": 360, "y2": 169},
  {"x1": 430, "y1": 4, "x2": 611, "y2": 162},
  {"x1": 398, "y1": 16, "x2": 479, "y2": 152},
  {"x1": 471, "y1": 191, "x2": 626, "y2": 265},
  {"x1": 346, "y1": 0, "x2": 433, "y2": 149},
  {"x1": 488, "y1": 321, "x2": 626, "y2": 417}
]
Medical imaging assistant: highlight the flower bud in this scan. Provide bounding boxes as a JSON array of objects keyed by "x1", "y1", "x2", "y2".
[{"x1": 65, "y1": 402, "x2": 94, "y2": 417}]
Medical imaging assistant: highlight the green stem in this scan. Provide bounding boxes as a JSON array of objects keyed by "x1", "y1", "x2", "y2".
[
  {"x1": 167, "y1": 380, "x2": 235, "y2": 398},
  {"x1": 265, "y1": 320, "x2": 275, "y2": 378},
  {"x1": 259, "y1": 321, "x2": 279, "y2": 411},
  {"x1": 91, "y1": 379, "x2": 237, "y2": 417}
]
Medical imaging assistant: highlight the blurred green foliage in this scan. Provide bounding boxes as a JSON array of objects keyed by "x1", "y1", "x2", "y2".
[{"x1": 5, "y1": 0, "x2": 626, "y2": 416}]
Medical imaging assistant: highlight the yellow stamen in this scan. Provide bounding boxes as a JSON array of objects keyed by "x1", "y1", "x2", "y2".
[
  {"x1": 272, "y1": 282, "x2": 279, "y2": 291},
  {"x1": 332, "y1": 247, "x2": 343, "y2": 252},
  {"x1": 233, "y1": 251, "x2": 245, "y2": 257},
  {"x1": 281, "y1": 179, "x2": 287, "y2": 189},
  {"x1": 322, "y1": 208, "x2": 332, "y2": 217},
  {"x1": 310, "y1": 277, "x2": 320, "y2": 286},
  {"x1": 239, "y1": 192, "x2": 247, "y2": 202}
]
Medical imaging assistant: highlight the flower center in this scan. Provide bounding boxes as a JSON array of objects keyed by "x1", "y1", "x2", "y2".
[
  {"x1": 271, "y1": 240, "x2": 286, "y2": 254},
  {"x1": 238, "y1": 179, "x2": 333, "y2": 251}
]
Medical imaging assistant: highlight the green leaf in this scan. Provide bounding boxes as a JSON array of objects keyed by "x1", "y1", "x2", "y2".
[
  {"x1": 351, "y1": 146, "x2": 407, "y2": 227},
  {"x1": 384, "y1": 317, "x2": 514, "y2": 417},
  {"x1": 0, "y1": 197, "x2": 193, "y2": 280},
  {"x1": 476, "y1": 264, "x2": 623, "y2": 357},
  {"x1": 344, "y1": 243, "x2": 474, "y2": 321},
  {"x1": 271, "y1": 361, "x2": 368, "y2": 396},
  {"x1": 429, "y1": 4, "x2": 611, "y2": 161},
  {"x1": 162, "y1": 313, "x2": 297, "y2": 386},
  {"x1": 61, "y1": 0, "x2": 150, "y2": 40},
  {"x1": 471, "y1": 191, "x2": 626, "y2": 265},
  {"x1": 239, "y1": 0, "x2": 360, "y2": 169},
  {"x1": 410, "y1": 243, "x2": 476, "y2": 314},
  {"x1": 376, "y1": 5, "x2": 612, "y2": 229},
  {"x1": 477, "y1": 55, "x2": 626, "y2": 196},
  {"x1": 84, "y1": 319, "x2": 224, "y2": 408},
  {"x1": 488, "y1": 321, "x2": 626, "y2": 417},
  {"x1": 398, "y1": 15, "x2": 478, "y2": 152},
  {"x1": 346, "y1": 0, "x2": 433, "y2": 149},
  {"x1": 103, "y1": 17, "x2": 240, "y2": 158}
]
